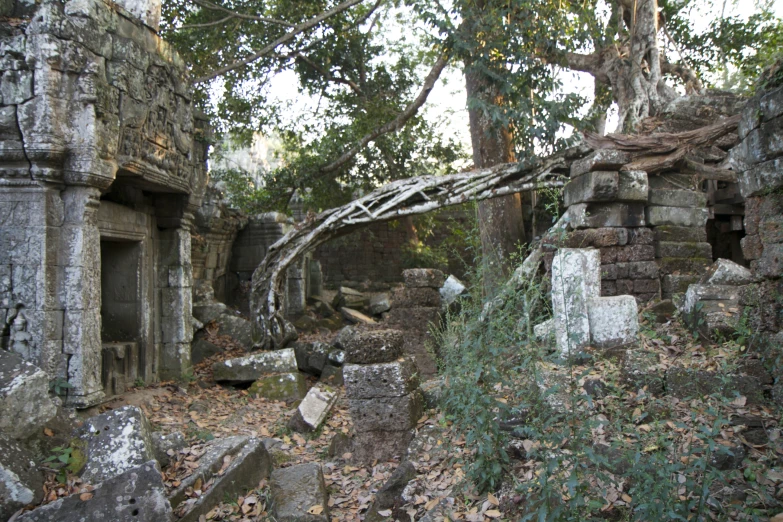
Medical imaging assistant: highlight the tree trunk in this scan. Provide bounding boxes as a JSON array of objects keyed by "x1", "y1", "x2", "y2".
[{"x1": 465, "y1": 68, "x2": 527, "y2": 294}]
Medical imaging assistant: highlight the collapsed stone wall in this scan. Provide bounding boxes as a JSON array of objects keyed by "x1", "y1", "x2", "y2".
[
  {"x1": 0, "y1": 0, "x2": 207, "y2": 406},
  {"x1": 735, "y1": 86, "x2": 783, "y2": 336}
]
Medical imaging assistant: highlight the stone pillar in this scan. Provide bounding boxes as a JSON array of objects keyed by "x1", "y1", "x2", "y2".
[
  {"x1": 61, "y1": 186, "x2": 104, "y2": 407},
  {"x1": 157, "y1": 214, "x2": 194, "y2": 379},
  {"x1": 343, "y1": 329, "x2": 421, "y2": 465}
]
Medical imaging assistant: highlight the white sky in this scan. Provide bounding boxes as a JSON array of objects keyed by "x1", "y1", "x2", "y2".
[{"x1": 256, "y1": 0, "x2": 783, "y2": 157}]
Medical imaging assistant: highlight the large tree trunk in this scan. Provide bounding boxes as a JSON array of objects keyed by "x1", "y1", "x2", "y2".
[{"x1": 465, "y1": 68, "x2": 527, "y2": 294}]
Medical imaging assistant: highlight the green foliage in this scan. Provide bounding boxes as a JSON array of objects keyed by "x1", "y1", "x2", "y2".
[
  {"x1": 43, "y1": 441, "x2": 87, "y2": 484},
  {"x1": 49, "y1": 378, "x2": 72, "y2": 396}
]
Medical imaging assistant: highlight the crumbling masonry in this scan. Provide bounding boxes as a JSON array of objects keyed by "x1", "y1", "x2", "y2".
[{"x1": 0, "y1": 0, "x2": 208, "y2": 406}]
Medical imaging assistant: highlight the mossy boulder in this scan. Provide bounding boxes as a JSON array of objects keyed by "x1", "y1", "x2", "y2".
[{"x1": 248, "y1": 373, "x2": 307, "y2": 402}]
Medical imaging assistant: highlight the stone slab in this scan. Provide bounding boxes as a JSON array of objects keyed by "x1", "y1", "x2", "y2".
[
  {"x1": 288, "y1": 386, "x2": 338, "y2": 433},
  {"x1": 17, "y1": 461, "x2": 173, "y2": 522},
  {"x1": 587, "y1": 296, "x2": 639, "y2": 349},
  {"x1": 343, "y1": 329, "x2": 404, "y2": 364},
  {"x1": 653, "y1": 225, "x2": 708, "y2": 243},
  {"x1": 570, "y1": 149, "x2": 631, "y2": 177},
  {"x1": 344, "y1": 359, "x2": 419, "y2": 399},
  {"x1": 645, "y1": 206, "x2": 708, "y2": 227},
  {"x1": 212, "y1": 348, "x2": 297, "y2": 383},
  {"x1": 648, "y1": 188, "x2": 707, "y2": 208},
  {"x1": 248, "y1": 372, "x2": 307, "y2": 402},
  {"x1": 340, "y1": 307, "x2": 376, "y2": 324},
  {"x1": 348, "y1": 391, "x2": 423, "y2": 433},
  {"x1": 77, "y1": 405, "x2": 156, "y2": 485},
  {"x1": 402, "y1": 268, "x2": 446, "y2": 288},
  {"x1": 269, "y1": 463, "x2": 329, "y2": 522},
  {"x1": 0, "y1": 349, "x2": 57, "y2": 440},
  {"x1": 701, "y1": 259, "x2": 754, "y2": 286},
  {"x1": 551, "y1": 249, "x2": 601, "y2": 355},
  {"x1": 683, "y1": 285, "x2": 741, "y2": 314},
  {"x1": 294, "y1": 341, "x2": 330, "y2": 375},
  {"x1": 568, "y1": 202, "x2": 646, "y2": 228},
  {"x1": 655, "y1": 241, "x2": 713, "y2": 259}
]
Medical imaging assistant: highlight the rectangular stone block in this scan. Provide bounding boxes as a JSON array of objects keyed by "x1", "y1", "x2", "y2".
[
  {"x1": 343, "y1": 329, "x2": 404, "y2": 364},
  {"x1": 627, "y1": 227, "x2": 654, "y2": 245},
  {"x1": 616, "y1": 261, "x2": 659, "y2": 280},
  {"x1": 648, "y1": 188, "x2": 707, "y2": 208},
  {"x1": 563, "y1": 171, "x2": 618, "y2": 207},
  {"x1": 662, "y1": 274, "x2": 701, "y2": 298},
  {"x1": 387, "y1": 307, "x2": 441, "y2": 332},
  {"x1": 760, "y1": 216, "x2": 783, "y2": 244},
  {"x1": 633, "y1": 279, "x2": 660, "y2": 294},
  {"x1": 646, "y1": 206, "x2": 708, "y2": 227},
  {"x1": 741, "y1": 234, "x2": 763, "y2": 260},
  {"x1": 739, "y1": 158, "x2": 783, "y2": 197},
  {"x1": 571, "y1": 149, "x2": 631, "y2": 178},
  {"x1": 658, "y1": 257, "x2": 712, "y2": 275},
  {"x1": 344, "y1": 359, "x2": 418, "y2": 399},
  {"x1": 617, "y1": 170, "x2": 648, "y2": 201},
  {"x1": 352, "y1": 429, "x2": 413, "y2": 465},
  {"x1": 616, "y1": 244, "x2": 655, "y2": 263},
  {"x1": 562, "y1": 227, "x2": 628, "y2": 248},
  {"x1": 653, "y1": 225, "x2": 707, "y2": 243},
  {"x1": 391, "y1": 287, "x2": 441, "y2": 308},
  {"x1": 600, "y1": 264, "x2": 617, "y2": 280},
  {"x1": 551, "y1": 249, "x2": 601, "y2": 355},
  {"x1": 648, "y1": 173, "x2": 696, "y2": 190},
  {"x1": 402, "y1": 268, "x2": 445, "y2": 288},
  {"x1": 568, "y1": 202, "x2": 646, "y2": 229},
  {"x1": 756, "y1": 243, "x2": 783, "y2": 279},
  {"x1": 348, "y1": 391, "x2": 423, "y2": 432},
  {"x1": 587, "y1": 296, "x2": 639, "y2": 349},
  {"x1": 735, "y1": 116, "x2": 783, "y2": 167},
  {"x1": 655, "y1": 241, "x2": 713, "y2": 259}
]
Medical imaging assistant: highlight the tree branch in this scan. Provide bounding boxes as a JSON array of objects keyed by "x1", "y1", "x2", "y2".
[
  {"x1": 191, "y1": 0, "x2": 293, "y2": 27},
  {"x1": 295, "y1": 53, "x2": 363, "y2": 95},
  {"x1": 176, "y1": 14, "x2": 236, "y2": 29},
  {"x1": 192, "y1": 0, "x2": 367, "y2": 84},
  {"x1": 661, "y1": 59, "x2": 703, "y2": 93},
  {"x1": 318, "y1": 52, "x2": 451, "y2": 175}
]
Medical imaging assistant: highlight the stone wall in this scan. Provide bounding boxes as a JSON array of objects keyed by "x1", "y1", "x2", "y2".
[
  {"x1": 735, "y1": 86, "x2": 783, "y2": 335},
  {"x1": 0, "y1": 0, "x2": 207, "y2": 406}
]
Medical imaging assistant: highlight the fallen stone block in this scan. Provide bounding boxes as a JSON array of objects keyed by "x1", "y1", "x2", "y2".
[
  {"x1": 568, "y1": 202, "x2": 646, "y2": 228},
  {"x1": 353, "y1": 429, "x2": 414, "y2": 465},
  {"x1": 344, "y1": 359, "x2": 419, "y2": 399},
  {"x1": 648, "y1": 188, "x2": 707, "y2": 208},
  {"x1": 215, "y1": 313, "x2": 254, "y2": 349},
  {"x1": 0, "y1": 434, "x2": 44, "y2": 520},
  {"x1": 151, "y1": 431, "x2": 186, "y2": 468},
  {"x1": 191, "y1": 338, "x2": 222, "y2": 365},
  {"x1": 212, "y1": 348, "x2": 297, "y2": 384},
  {"x1": 319, "y1": 364, "x2": 344, "y2": 386},
  {"x1": 289, "y1": 386, "x2": 338, "y2": 433},
  {"x1": 328, "y1": 348, "x2": 345, "y2": 366},
  {"x1": 402, "y1": 268, "x2": 446, "y2": 288},
  {"x1": 349, "y1": 391, "x2": 423, "y2": 432},
  {"x1": 331, "y1": 326, "x2": 355, "y2": 350},
  {"x1": 77, "y1": 405, "x2": 156, "y2": 484},
  {"x1": 533, "y1": 318, "x2": 554, "y2": 341},
  {"x1": 17, "y1": 461, "x2": 172, "y2": 522},
  {"x1": 192, "y1": 302, "x2": 228, "y2": 325},
  {"x1": 587, "y1": 295, "x2": 640, "y2": 348},
  {"x1": 332, "y1": 286, "x2": 369, "y2": 310},
  {"x1": 368, "y1": 293, "x2": 391, "y2": 315},
  {"x1": 0, "y1": 349, "x2": 57, "y2": 440},
  {"x1": 645, "y1": 206, "x2": 708, "y2": 227},
  {"x1": 551, "y1": 248, "x2": 601, "y2": 355},
  {"x1": 340, "y1": 307, "x2": 376, "y2": 324},
  {"x1": 420, "y1": 378, "x2": 445, "y2": 409},
  {"x1": 343, "y1": 329, "x2": 404, "y2": 364},
  {"x1": 666, "y1": 368, "x2": 766, "y2": 403},
  {"x1": 683, "y1": 285, "x2": 742, "y2": 314},
  {"x1": 365, "y1": 460, "x2": 417, "y2": 522},
  {"x1": 662, "y1": 274, "x2": 702, "y2": 297},
  {"x1": 570, "y1": 149, "x2": 631, "y2": 177},
  {"x1": 170, "y1": 436, "x2": 271, "y2": 522},
  {"x1": 440, "y1": 275, "x2": 467, "y2": 308},
  {"x1": 294, "y1": 341, "x2": 330, "y2": 375},
  {"x1": 248, "y1": 372, "x2": 307, "y2": 402},
  {"x1": 327, "y1": 432, "x2": 353, "y2": 458},
  {"x1": 269, "y1": 463, "x2": 329, "y2": 521}
]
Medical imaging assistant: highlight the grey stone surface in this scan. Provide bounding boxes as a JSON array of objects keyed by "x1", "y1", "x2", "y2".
[
  {"x1": 570, "y1": 149, "x2": 632, "y2": 177},
  {"x1": 365, "y1": 460, "x2": 417, "y2": 522},
  {"x1": 192, "y1": 302, "x2": 228, "y2": 325},
  {"x1": 16, "y1": 461, "x2": 173, "y2": 522},
  {"x1": 620, "y1": 350, "x2": 664, "y2": 395},
  {"x1": 701, "y1": 259, "x2": 754, "y2": 286},
  {"x1": 683, "y1": 285, "x2": 741, "y2": 314},
  {"x1": 332, "y1": 286, "x2": 368, "y2": 310},
  {"x1": 551, "y1": 249, "x2": 601, "y2": 355},
  {"x1": 248, "y1": 372, "x2": 307, "y2": 402},
  {"x1": 617, "y1": 170, "x2": 649, "y2": 201},
  {"x1": 564, "y1": 170, "x2": 619, "y2": 207},
  {"x1": 440, "y1": 275, "x2": 467, "y2": 308},
  {"x1": 215, "y1": 313, "x2": 254, "y2": 349},
  {"x1": 349, "y1": 391, "x2": 423, "y2": 432},
  {"x1": 648, "y1": 188, "x2": 707, "y2": 208},
  {"x1": 344, "y1": 359, "x2": 419, "y2": 399},
  {"x1": 294, "y1": 341, "x2": 330, "y2": 375},
  {"x1": 568, "y1": 202, "x2": 646, "y2": 228},
  {"x1": 645, "y1": 206, "x2": 708, "y2": 227},
  {"x1": 269, "y1": 463, "x2": 329, "y2": 522},
  {"x1": 587, "y1": 295, "x2": 639, "y2": 349},
  {"x1": 150, "y1": 430, "x2": 185, "y2": 468},
  {"x1": 288, "y1": 386, "x2": 338, "y2": 433},
  {"x1": 331, "y1": 326, "x2": 355, "y2": 350},
  {"x1": 319, "y1": 364, "x2": 344, "y2": 386},
  {"x1": 0, "y1": 433, "x2": 44, "y2": 520},
  {"x1": 352, "y1": 429, "x2": 413, "y2": 465},
  {"x1": 368, "y1": 293, "x2": 391, "y2": 315},
  {"x1": 655, "y1": 241, "x2": 713, "y2": 259},
  {"x1": 77, "y1": 405, "x2": 156, "y2": 485},
  {"x1": 171, "y1": 437, "x2": 271, "y2": 522},
  {"x1": 212, "y1": 348, "x2": 297, "y2": 383},
  {"x1": 0, "y1": 349, "x2": 57, "y2": 440},
  {"x1": 391, "y1": 287, "x2": 442, "y2": 308},
  {"x1": 653, "y1": 225, "x2": 708, "y2": 243},
  {"x1": 191, "y1": 338, "x2": 222, "y2": 365},
  {"x1": 402, "y1": 268, "x2": 446, "y2": 288},
  {"x1": 343, "y1": 329, "x2": 404, "y2": 364}
]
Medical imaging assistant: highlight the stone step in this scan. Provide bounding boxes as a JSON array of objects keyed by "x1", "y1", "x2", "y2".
[{"x1": 169, "y1": 436, "x2": 271, "y2": 522}]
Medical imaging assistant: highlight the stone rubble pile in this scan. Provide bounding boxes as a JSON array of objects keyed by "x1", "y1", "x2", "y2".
[
  {"x1": 549, "y1": 248, "x2": 640, "y2": 355},
  {"x1": 343, "y1": 329, "x2": 422, "y2": 465},
  {"x1": 387, "y1": 268, "x2": 445, "y2": 378}
]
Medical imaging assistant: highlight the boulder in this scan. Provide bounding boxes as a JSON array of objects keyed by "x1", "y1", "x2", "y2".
[
  {"x1": 365, "y1": 460, "x2": 417, "y2": 522},
  {"x1": 77, "y1": 405, "x2": 156, "y2": 484},
  {"x1": 0, "y1": 349, "x2": 57, "y2": 440},
  {"x1": 402, "y1": 268, "x2": 446, "y2": 288},
  {"x1": 439, "y1": 275, "x2": 467, "y2": 308},
  {"x1": 368, "y1": 293, "x2": 391, "y2": 315},
  {"x1": 269, "y1": 463, "x2": 329, "y2": 521},
  {"x1": 340, "y1": 307, "x2": 376, "y2": 324},
  {"x1": 192, "y1": 301, "x2": 228, "y2": 325},
  {"x1": 151, "y1": 431, "x2": 186, "y2": 468},
  {"x1": 343, "y1": 329, "x2": 404, "y2": 364},
  {"x1": 169, "y1": 436, "x2": 271, "y2": 522},
  {"x1": 701, "y1": 258, "x2": 754, "y2": 286},
  {"x1": 0, "y1": 434, "x2": 44, "y2": 520},
  {"x1": 215, "y1": 313, "x2": 254, "y2": 349},
  {"x1": 294, "y1": 341, "x2": 330, "y2": 375},
  {"x1": 16, "y1": 461, "x2": 173, "y2": 522},
  {"x1": 331, "y1": 326, "x2": 355, "y2": 350},
  {"x1": 212, "y1": 348, "x2": 297, "y2": 384},
  {"x1": 344, "y1": 359, "x2": 419, "y2": 399},
  {"x1": 191, "y1": 338, "x2": 222, "y2": 365},
  {"x1": 288, "y1": 386, "x2": 338, "y2": 433},
  {"x1": 248, "y1": 372, "x2": 307, "y2": 402}
]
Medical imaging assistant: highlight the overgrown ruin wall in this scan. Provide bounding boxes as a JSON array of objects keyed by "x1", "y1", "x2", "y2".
[{"x1": 0, "y1": 0, "x2": 207, "y2": 406}]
